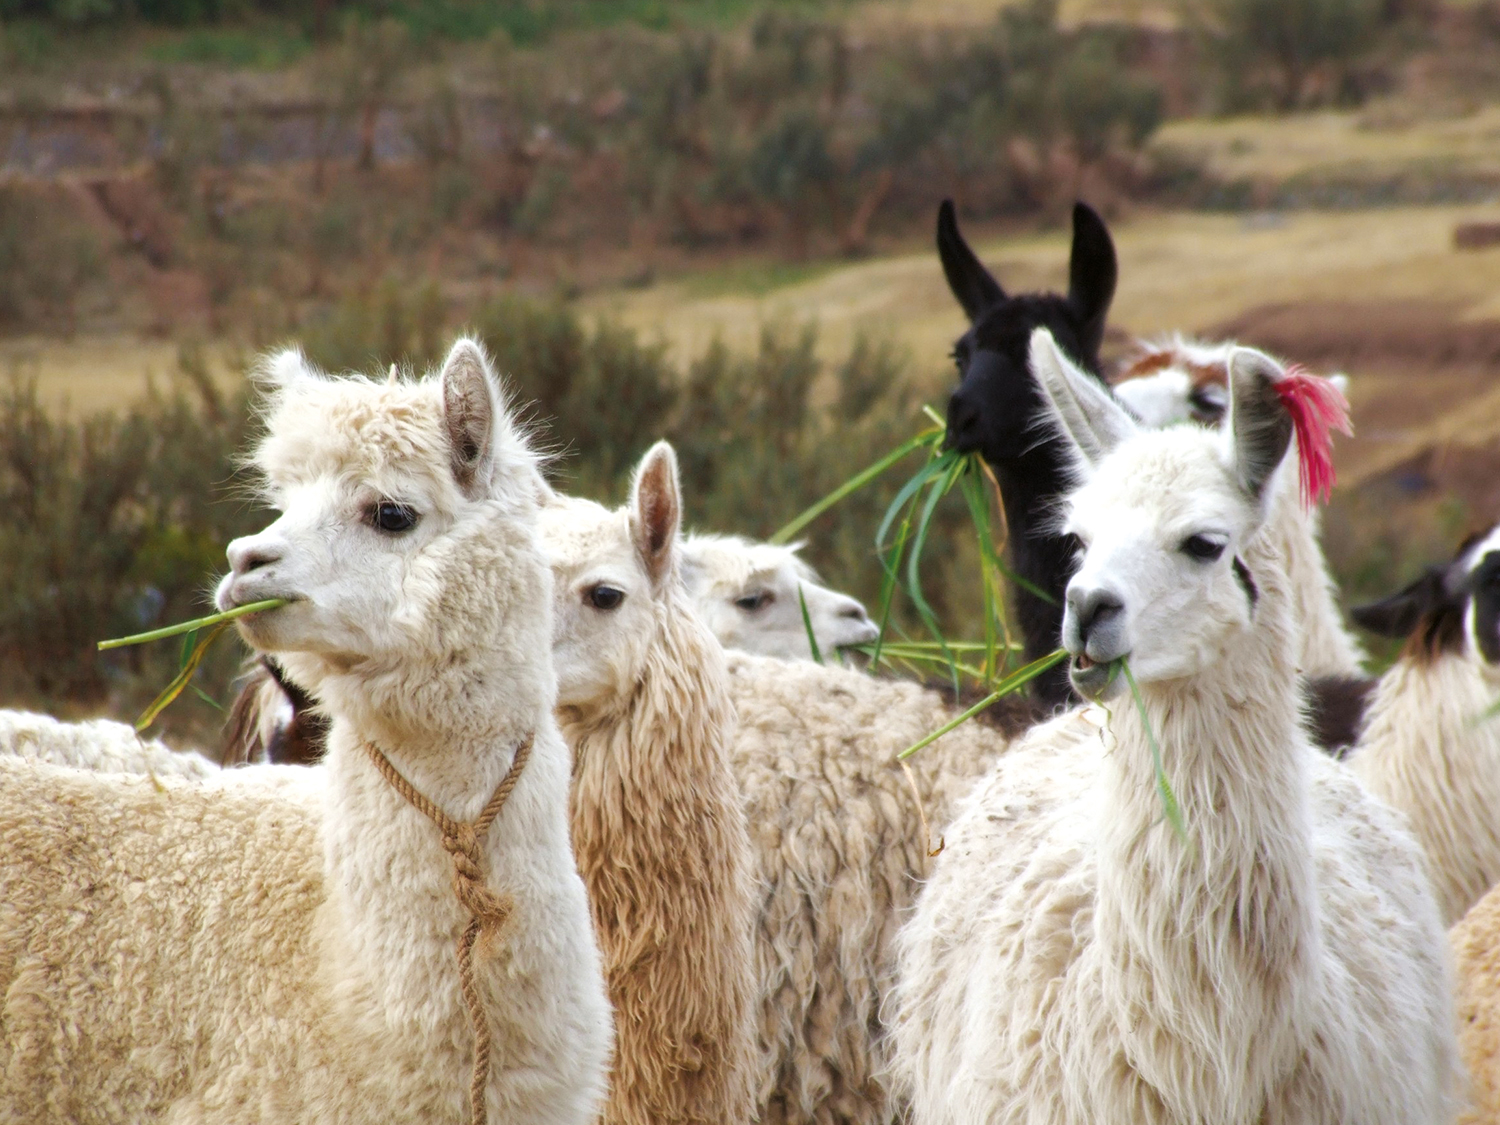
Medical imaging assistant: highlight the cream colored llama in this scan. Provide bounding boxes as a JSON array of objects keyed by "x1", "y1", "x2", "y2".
[
  {"x1": 538, "y1": 441, "x2": 759, "y2": 1125},
  {"x1": 892, "y1": 330, "x2": 1457, "y2": 1125},
  {"x1": 1346, "y1": 523, "x2": 1500, "y2": 925},
  {"x1": 0, "y1": 340, "x2": 612, "y2": 1123},
  {"x1": 680, "y1": 533, "x2": 877, "y2": 659},
  {"x1": 1452, "y1": 879, "x2": 1500, "y2": 1123}
]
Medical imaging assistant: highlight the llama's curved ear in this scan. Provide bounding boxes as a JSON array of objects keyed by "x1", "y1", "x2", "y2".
[
  {"x1": 1224, "y1": 347, "x2": 1294, "y2": 506},
  {"x1": 439, "y1": 337, "x2": 497, "y2": 498},
  {"x1": 1029, "y1": 327, "x2": 1137, "y2": 472},
  {"x1": 937, "y1": 199, "x2": 1005, "y2": 322},
  {"x1": 1067, "y1": 201, "x2": 1117, "y2": 363},
  {"x1": 1350, "y1": 568, "x2": 1446, "y2": 638},
  {"x1": 631, "y1": 440, "x2": 681, "y2": 587}
]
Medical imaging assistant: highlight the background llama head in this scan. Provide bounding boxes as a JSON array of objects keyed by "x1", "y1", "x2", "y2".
[
  {"x1": 1111, "y1": 335, "x2": 1350, "y2": 430},
  {"x1": 216, "y1": 338, "x2": 546, "y2": 715},
  {"x1": 539, "y1": 441, "x2": 686, "y2": 713},
  {"x1": 938, "y1": 198, "x2": 1117, "y2": 463},
  {"x1": 1352, "y1": 523, "x2": 1500, "y2": 674},
  {"x1": 679, "y1": 534, "x2": 877, "y2": 660},
  {"x1": 1029, "y1": 328, "x2": 1303, "y2": 698}
]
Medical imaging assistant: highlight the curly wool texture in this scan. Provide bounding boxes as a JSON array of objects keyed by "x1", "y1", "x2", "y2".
[
  {"x1": 563, "y1": 587, "x2": 759, "y2": 1125},
  {"x1": 0, "y1": 708, "x2": 219, "y2": 778},
  {"x1": 1453, "y1": 883, "x2": 1500, "y2": 1124},
  {"x1": 726, "y1": 653, "x2": 1032, "y2": 1125}
]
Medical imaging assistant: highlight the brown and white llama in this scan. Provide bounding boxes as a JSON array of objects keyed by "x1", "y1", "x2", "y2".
[
  {"x1": 537, "y1": 443, "x2": 760, "y2": 1125},
  {"x1": 892, "y1": 329, "x2": 1457, "y2": 1125},
  {"x1": 0, "y1": 340, "x2": 613, "y2": 1123}
]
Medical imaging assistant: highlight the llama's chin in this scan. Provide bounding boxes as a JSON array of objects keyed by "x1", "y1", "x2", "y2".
[{"x1": 1070, "y1": 654, "x2": 1126, "y2": 701}]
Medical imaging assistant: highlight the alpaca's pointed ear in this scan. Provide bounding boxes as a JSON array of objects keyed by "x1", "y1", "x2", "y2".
[
  {"x1": 1224, "y1": 347, "x2": 1294, "y2": 506},
  {"x1": 1067, "y1": 201, "x2": 1117, "y2": 362},
  {"x1": 937, "y1": 199, "x2": 1005, "y2": 322},
  {"x1": 631, "y1": 440, "x2": 681, "y2": 587},
  {"x1": 1350, "y1": 568, "x2": 1446, "y2": 639},
  {"x1": 1029, "y1": 327, "x2": 1137, "y2": 472},
  {"x1": 439, "y1": 337, "x2": 497, "y2": 498},
  {"x1": 256, "y1": 348, "x2": 319, "y2": 394}
]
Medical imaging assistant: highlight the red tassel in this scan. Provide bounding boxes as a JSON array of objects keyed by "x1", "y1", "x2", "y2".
[{"x1": 1274, "y1": 364, "x2": 1352, "y2": 508}]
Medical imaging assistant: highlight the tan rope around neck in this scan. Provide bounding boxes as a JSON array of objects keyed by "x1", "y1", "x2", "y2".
[{"x1": 363, "y1": 734, "x2": 533, "y2": 1125}]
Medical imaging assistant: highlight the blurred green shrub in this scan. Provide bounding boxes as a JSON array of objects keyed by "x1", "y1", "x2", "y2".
[
  {"x1": 0, "y1": 185, "x2": 101, "y2": 333},
  {"x1": 0, "y1": 353, "x2": 267, "y2": 741},
  {"x1": 1205, "y1": 0, "x2": 1384, "y2": 110}
]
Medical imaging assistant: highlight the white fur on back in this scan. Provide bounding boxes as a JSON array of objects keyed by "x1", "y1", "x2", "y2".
[{"x1": 0, "y1": 708, "x2": 219, "y2": 778}]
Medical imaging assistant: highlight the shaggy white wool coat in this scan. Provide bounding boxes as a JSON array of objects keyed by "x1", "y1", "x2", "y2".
[
  {"x1": 0, "y1": 342, "x2": 612, "y2": 1124},
  {"x1": 0, "y1": 708, "x2": 218, "y2": 777},
  {"x1": 1350, "y1": 648, "x2": 1500, "y2": 925},
  {"x1": 892, "y1": 423, "x2": 1455, "y2": 1125},
  {"x1": 726, "y1": 652, "x2": 1025, "y2": 1125}
]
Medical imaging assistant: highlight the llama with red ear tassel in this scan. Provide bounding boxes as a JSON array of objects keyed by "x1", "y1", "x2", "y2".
[{"x1": 891, "y1": 329, "x2": 1458, "y2": 1125}]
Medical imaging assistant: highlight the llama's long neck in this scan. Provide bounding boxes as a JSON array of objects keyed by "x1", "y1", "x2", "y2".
[
  {"x1": 992, "y1": 446, "x2": 1078, "y2": 707},
  {"x1": 306, "y1": 535, "x2": 574, "y2": 1041},
  {"x1": 1352, "y1": 650, "x2": 1500, "y2": 924},
  {"x1": 1092, "y1": 542, "x2": 1320, "y2": 1122},
  {"x1": 562, "y1": 588, "x2": 756, "y2": 1124}
]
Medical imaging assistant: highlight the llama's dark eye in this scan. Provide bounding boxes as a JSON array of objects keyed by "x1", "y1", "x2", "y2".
[
  {"x1": 370, "y1": 501, "x2": 418, "y2": 534},
  {"x1": 735, "y1": 590, "x2": 773, "y2": 612},
  {"x1": 1181, "y1": 534, "x2": 1226, "y2": 562},
  {"x1": 587, "y1": 585, "x2": 625, "y2": 611}
]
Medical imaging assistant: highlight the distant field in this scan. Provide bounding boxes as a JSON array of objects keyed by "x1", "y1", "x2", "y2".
[{"x1": 15, "y1": 201, "x2": 1500, "y2": 496}]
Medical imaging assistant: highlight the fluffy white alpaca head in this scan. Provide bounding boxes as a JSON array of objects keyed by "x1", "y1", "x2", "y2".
[
  {"x1": 1352, "y1": 522, "x2": 1500, "y2": 676},
  {"x1": 1112, "y1": 335, "x2": 1349, "y2": 430},
  {"x1": 216, "y1": 339, "x2": 542, "y2": 684},
  {"x1": 540, "y1": 441, "x2": 684, "y2": 711},
  {"x1": 680, "y1": 534, "x2": 877, "y2": 660},
  {"x1": 1031, "y1": 328, "x2": 1298, "y2": 699}
]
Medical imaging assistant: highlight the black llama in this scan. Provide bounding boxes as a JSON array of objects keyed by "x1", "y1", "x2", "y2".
[{"x1": 939, "y1": 198, "x2": 1117, "y2": 707}]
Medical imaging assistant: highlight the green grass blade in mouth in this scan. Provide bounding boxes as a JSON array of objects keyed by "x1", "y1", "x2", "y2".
[
  {"x1": 896, "y1": 648, "x2": 1068, "y2": 760},
  {"x1": 1120, "y1": 659, "x2": 1188, "y2": 843},
  {"x1": 798, "y1": 584, "x2": 824, "y2": 665},
  {"x1": 770, "y1": 425, "x2": 942, "y2": 545},
  {"x1": 98, "y1": 598, "x2": 290, "y2": 651}
]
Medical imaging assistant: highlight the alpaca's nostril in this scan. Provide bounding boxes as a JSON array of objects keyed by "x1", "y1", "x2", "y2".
[
  {"x1": 839, "y1": 603, "x2": 869, "y2": 621},
  {"x1": 1070, "y1": 587, "x2": 1123, "y2": 645},
  {"x1": 228, "y1": 537, "x2": 285, "y2": 577}
]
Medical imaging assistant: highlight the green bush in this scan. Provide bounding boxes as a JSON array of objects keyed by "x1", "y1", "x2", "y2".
[{"x1": 1209, "y1": 0, "x2": 1384, "y2": 110}]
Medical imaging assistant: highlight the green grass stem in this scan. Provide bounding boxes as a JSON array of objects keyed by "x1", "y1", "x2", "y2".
[
  {"x1": 1119, "y1": 659, "x2": 1188, "y2": 842},
  {"x1": 98, "y1": 598, "x2": 290, "y2": 650},
  {"x1": 897, "y1": 649, "x2": 1068, "y2": 760}
]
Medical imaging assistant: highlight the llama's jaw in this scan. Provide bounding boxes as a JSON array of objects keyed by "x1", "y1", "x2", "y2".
[{"x1": 1070, "y1": 652, "x2": 1127, "y2": 700}]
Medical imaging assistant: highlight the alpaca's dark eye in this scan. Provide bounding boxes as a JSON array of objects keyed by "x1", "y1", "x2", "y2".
[
  {"x1": 587, "y1": 585, "x2": 625, "y2": 611},
  {"x1": 370, "y1": 501, "x2": 418, "y2": 534},
  {"x1": 735, "y1": 590, "x2": 773, "y2": 612},
  {"x1": 1181, "y1": 534, "x2": 1226, "y2": 562}
]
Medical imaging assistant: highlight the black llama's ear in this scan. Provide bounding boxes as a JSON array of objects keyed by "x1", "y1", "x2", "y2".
[
  {"x1": 1350, "y1": 569, "x2": 1448, "y2": 639},
  {"x1": 1067, "y1": 201, "x2": 1118, "y2": 363},
  {"x1": 937, "y1": 199, "x2": 1005, "y2": 322}
]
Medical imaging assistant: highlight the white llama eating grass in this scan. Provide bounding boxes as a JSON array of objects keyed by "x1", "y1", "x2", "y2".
[
  {"x1": 680, "y1": 533, "x2": 878, "y2": 659},
  {"x1": 0, "y1": 340, "x2": 612, "y2": 1124},
  {"x1": 891, "y1": 329, "x2": 1457, "y2": 1125}
]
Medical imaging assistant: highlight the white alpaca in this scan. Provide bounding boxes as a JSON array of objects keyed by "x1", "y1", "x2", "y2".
[
  {"x1": 538, "y1": 443, "x2": 760, "y2": 1125},
  {"x1": 1110, "y1": 335, "x2": 1365, "y2": 680},
  {"x1": 0, "y1": 708, "x2": 219, "y2": 777},
  {"x1": 1344, "y1": 523, "x2": 1500, "y2": 925},
  {"x1": 0, "y1": 340, "x2": 612, "y2": 1124},
  {"x1": 892, "y1": 330, "x2": 1457, "y2": 1125},
  {"x1": 680, "y1": 533, "x2": 878, "y2": 660}
]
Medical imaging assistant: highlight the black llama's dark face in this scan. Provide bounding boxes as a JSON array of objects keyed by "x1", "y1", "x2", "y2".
[
  {"x1": 940, "y1": 200, "x2": 1118, "y2": 469},
  {"x1": 1351, "y1": 525, "x2": 1500, "y2": 665}
]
